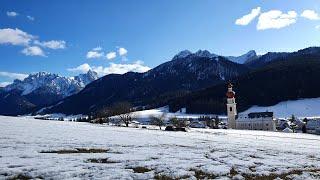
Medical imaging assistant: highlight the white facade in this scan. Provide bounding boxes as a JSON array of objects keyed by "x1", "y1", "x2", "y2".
[
  {"x1": 306, "y1": 118, "x2": 320, "y2": 134},
  {"x1": 227, "y1": 98, "x2": 237, "y2": 129},
  {"x1": 236, "y1": 112, "x2": 276, "y2": 131}
]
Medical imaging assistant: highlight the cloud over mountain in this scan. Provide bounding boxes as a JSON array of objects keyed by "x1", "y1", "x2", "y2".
[
  {"x1": 106, "y1": 51, "x2": 117, "y2": 60},
  {"x1": 0, "y1": 28, "x2": 33, "y2": 46},
  {"x1": 68, "y1": 61, "x2": 150, "y2": 76},
  {"x1": 0, "y1": 28, "x2": 66, "y2": 57},
  {"x1": 257, "y1": 10, "x2": 297, "y2": 30},
  {"x1": 0, "y1": 71, "x2": 28, "y2": 80},
  {"x1": 235, "y1": 7, "x2": 261, "y2": 26},
  {"x1": 21, "y1": 46, "x2": 45, "y2": 56},
  {"x1": 235, "y1": 8, "x2": 320, "y2": 30},
  {"x1": 301, "y1": 10, "x2": 320, "y2": 20}
]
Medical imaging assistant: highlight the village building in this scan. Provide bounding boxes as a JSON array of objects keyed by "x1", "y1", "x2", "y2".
[
  {"x1": 226, "y1": 83, "x2": 276, "y2": 131},
  {"x1": 306, "y1": 118, "x2": 320, "y2": 134},
  {"x1": 236, "y1": 112, "x2": 276, "y2": 131}
]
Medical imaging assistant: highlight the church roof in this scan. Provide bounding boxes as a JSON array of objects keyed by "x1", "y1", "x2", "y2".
[{"x1": 248, "y1": 112, "x2": 273, "y2": 118}]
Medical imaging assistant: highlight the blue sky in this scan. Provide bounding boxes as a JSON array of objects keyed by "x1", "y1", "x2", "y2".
[{"x1": 1, "y1": 0, "x2": 320, "y2": 86}]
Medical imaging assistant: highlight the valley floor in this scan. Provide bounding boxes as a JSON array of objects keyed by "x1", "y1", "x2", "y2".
[{"x1": 1, "y1": 116, "x2": 320, "y2": 179}]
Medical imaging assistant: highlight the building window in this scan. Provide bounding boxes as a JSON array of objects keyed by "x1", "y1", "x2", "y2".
[{"x1": 230, "y1": 107, "x2": 232, "y2": 112}]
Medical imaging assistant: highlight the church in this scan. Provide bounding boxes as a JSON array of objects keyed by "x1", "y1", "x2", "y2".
[{"x1": 226, "y1": 83, "x2": 276, "y2": 131}]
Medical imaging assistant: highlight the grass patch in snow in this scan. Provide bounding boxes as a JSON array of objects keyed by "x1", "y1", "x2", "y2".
[
  {"x1": 7, "y1": 173, "x2": 44, "y2": 180},
  {"x1": 39, "y1": 148, "x2": 109, "y2": 154},
  {"x1": 242, "y1": 168, "x2": 320, "y2": 180},
  {"x1": 229, "y1": 167, "x2": 239, "y2": 177},
  {"x1": 86, "y1": 158, "x2": 119, "y2": 164},
  {"x1": 130, "y1": 166, "x2": 153, "y2": 173},
  {"x1": 154, "y1": 174, "x2": 175, "y2": 180},
  {"x1": 190, "y1": 168, "x2": 217, "y2": 179},
  {"x1": 154, "y1": 174, "x2": 190, "y2": 180}
]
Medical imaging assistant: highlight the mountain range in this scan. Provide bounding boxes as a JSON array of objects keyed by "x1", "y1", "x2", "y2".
[
  {"x1": 0, "y1": 70, "x2": 98, "y2": 115},
  {"x1": 41, "y1": 50, "x2": 248, "y2": 115},
  {"x1": 169, "y1": 49, "x2": 320, "y2": 114},
  {"x1": 1, "y1": 46, "x2": 320, "y2": 116}
]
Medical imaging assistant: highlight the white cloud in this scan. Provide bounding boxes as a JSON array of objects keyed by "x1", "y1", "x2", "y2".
[
  {"x1": 67, "y1": 61, "x2": 151, "y2": 76},
  {"x1": 118, "y1": 47, "x2": 128, "y2": 56},
  {"x1": 0, "y1": 28, "x2": 34, "y2": 46},
  {"x1": 93, "y1": 46, "x2": 102, "y2": 51},
  {"x1": 235, "y1": 7, "x2": 261, "y2": 26},
  {"x1": 27, "y1": 15, "x2": 35, "y2": 21},
  {"x1": 0, "y1": 28, "x2": 65, "y2": 57},
  {"x1": 86, "y1": 47, "x2": 104, "y2": 59},
  {"x1": 0, "y1": 82, "x2": 11, "y2": 87},
  {"x1": 34, "y1": 40, "x2": 66, "y2": 49},
  {"x1": 316, "y1": 25, "x2": 320, "y2": 30},
  {"x1": 67, "y1": 63, "x2": 91, "y2": 73},
  {"x1": 97, "y1": 61, "x2": 150, "y2": 75},
  {"x1": 6, "y1": 11, "x2": 19, "y2": 17},
  {"x1": 257, "y1": 10, "x2": 297, "y2": 30},
  {"x1": 301, "y1": 10, "x2": 320, "y2": 20},
  {"x1": 106, "y1": 51, "x2": 117, "y2": 60},
  {"x1": 0, "y1": 71, "x2": 28, "y2": 80},
  {"x1": 86, "y1": 51, "x2": 104, "y2": 59},
  {"x1": 21, "y1": 46, "x2": 45, "y2": 56}
]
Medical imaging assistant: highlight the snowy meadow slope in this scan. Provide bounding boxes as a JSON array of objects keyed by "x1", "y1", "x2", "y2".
[
  {"x1": 241, "y1": 97, "x2": 320, "y2": 118},
  {"x1": 1, "y1": 116, "x2": 320, "y2": 179}
]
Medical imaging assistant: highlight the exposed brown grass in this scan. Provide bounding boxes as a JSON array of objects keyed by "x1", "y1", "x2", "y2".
[
  {"x1": 229, "y1": 167, "x2": 238, "y2": 177},
  {"x1": 131, "y1": 166, "x2": 153, "y2": 173},
  {"x1": 7, "y1": 174, "x2": 43, "y2": 180},
  {"x1": 154, "y1": 174, "x2": 175, "y2": 180},
  {"x1": 242, "y1": 168, "x2": 320, "y2": 180},
  {"x1": 86, "y1": 158, "x2": 119, "y2": 164},
  {"x1": 190, "y1": 168, "x2": 217, "y2": 179}
]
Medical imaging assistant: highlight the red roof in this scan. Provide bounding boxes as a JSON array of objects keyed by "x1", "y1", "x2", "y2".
[{"x1": 226, "y1": 91, "x2": 235, "y2": 98}]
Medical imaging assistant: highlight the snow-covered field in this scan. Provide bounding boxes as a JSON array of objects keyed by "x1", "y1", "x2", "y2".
[
  {"x1": 242, "y1": 98, "x2": 320, "y2": 118},
  {"x1": 1, "y1": 116, "x2": 320, "y2": 179}
]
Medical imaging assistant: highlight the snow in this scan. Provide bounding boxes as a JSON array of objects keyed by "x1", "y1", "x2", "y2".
[
  {"x1": 128, "y1": 106, "x2": 219, "y2": 124},
  {"x1": 194, "y1": 50, "x2": 218, "y2": 59},
  {"x1": 1, "y1": 116, "x2": 320, "y2": 179},
  {"x1": 173, "y1": 50, "x2": 192, "y2": 59},
  {"x1": 173, "y1": 50, "x2": 218, "y2": 60},
  {"x1": 227, "y1": 50, "x2": 257, "y2": 64},
  {"x1": 31, "y1": 113, "x2": 88, "y2": 121},
  {"x1": 241, "y1": 98, "x2": 320, "y2": 118},
  {"x1": 3, "y1": 71, "x2": 98, "y2": 97}
]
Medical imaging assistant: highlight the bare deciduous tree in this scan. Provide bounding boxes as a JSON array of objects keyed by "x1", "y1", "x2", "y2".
[
  {"x1": 111, "y1": 102, "x2": 134, "y2": 127},
  {"x1": 92, "y1": 106, "x2": 113, "y2": 124},
  {"x1": 150, "y1": 113, "x2": 166, "y2": 130},
  {"x1": 169, "y1": 117, "x2": 187, "y2": 128}
]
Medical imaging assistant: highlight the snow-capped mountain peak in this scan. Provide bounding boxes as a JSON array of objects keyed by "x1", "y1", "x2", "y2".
[
  {"x1": 173, "y1": 50, "x2": 192, "y2": 59},
  {"x1": 4, "y1": 70, "x2": 98, "y2": 97},
  {"x1": 227, "y1": 50, "x2": 258, "y2": 64},
  {"x1": 173, "y1": 49, "x2": 218, "y2": 60},
  {"x1": 194, "y1": 50, "x2": 218, "y2": 58},
  {"x1": 74, "y1": 70, "x2": 98, "y2": 87}
]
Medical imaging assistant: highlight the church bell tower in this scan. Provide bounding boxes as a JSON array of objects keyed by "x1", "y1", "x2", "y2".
[{"x1": 226, "y1": 83, "x2": 237, "y2": 129}]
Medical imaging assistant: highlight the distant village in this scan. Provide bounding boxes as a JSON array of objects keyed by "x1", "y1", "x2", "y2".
[{"x1": 35, "y1": 83, "x2": 320, "y2": 135}]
